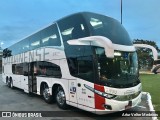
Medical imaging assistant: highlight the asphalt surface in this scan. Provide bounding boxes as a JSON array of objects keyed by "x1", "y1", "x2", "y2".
[{"x1": 0, "y1": 75, "x2": 153, "y2": 120}]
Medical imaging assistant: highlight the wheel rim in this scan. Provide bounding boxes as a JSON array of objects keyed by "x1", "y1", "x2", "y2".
[
  {"x1": 56, "y1": 90, "x2": 66, "y2": 105},
  {"x1": 43, "y1": 88, "x2": 50, "y2": 100}
]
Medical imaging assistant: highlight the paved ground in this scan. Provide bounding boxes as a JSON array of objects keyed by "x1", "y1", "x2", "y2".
[{"x1": 0, "y1": 75, "x2": 153, "y2": 120}]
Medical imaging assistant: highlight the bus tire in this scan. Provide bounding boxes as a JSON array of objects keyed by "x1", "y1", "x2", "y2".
[
  {"x1": 43, "y1": 86, "x2": 53, "y2": 104},
  {"x1": 10, "y1": 78, "x2": 14, "y2": 89},
  {"x1": 6, "y1": 77, "x2": 11, "y2": 88},
  {"x1": 56, "y1": 86, "x2": 68, "y2": 109},
  {"x1": 154, "y1": 71, "x2": 157, "y2": 74}
]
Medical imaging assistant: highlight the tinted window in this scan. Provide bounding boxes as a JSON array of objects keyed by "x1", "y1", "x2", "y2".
[
  {"x1": 29, "y1": 31, "x2": 41, "y2": 50},
  {"x1": 4, "y1": 24, "x2": 61, "y2": 57},
  {"x1": 58, "y1": 14, "x2": 90, "y2": 42},
  {"x1": 84, "y1": 13, "x2": 132, "y2": 45},
  {"x1": 21, "y1": 39, "x2": 30, "y2": 53},
  {"x1": 66, "y1": 45, "x2": 95, "y2": 83},
  {"x1": 41, "y1": 24, "x2": 61, "y2": 47},
  {"x1": 23, "y1": 62, "x2": 29, "y2": 75},
  {"x1": 12, "y1": 64, "x2": 16, "y2": 74},
  {"x1": 154, "y1": 60, "x2": 160, "y2": 65},
  {"x1": 12, "y1": 63, "x2": 23, "y2": 75},
  {"x1": 5, "y1": 38, "x2": 29, "y2": 56},
  {"x1": 58, "y1": 12, "x2": 132, "y2": 46},
  {"x1": 35, "y1": 61, "x2": 62, "y2": 78},
  {"x1": 12, "y1": 63, "x2": 28, "y2": 75}
]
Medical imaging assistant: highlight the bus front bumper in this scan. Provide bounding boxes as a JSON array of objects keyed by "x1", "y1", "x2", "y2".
[{"x1": 95, "y1": 92, "x2": 142, "y2": 114}]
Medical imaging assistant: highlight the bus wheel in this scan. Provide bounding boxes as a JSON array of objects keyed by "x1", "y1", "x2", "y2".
[
  {"x1": 10, "y1": 78, "x2": 14, "y2": 89},
  {"x1": 154, "y1": 71, "x2": 157, "y2": 74},
  {"x1": 7, "y1": 78, "x2": 11, "y2": 87},
  {"x1": 56, "y1": 86, "x2": 68, "y2": 109},
  {"x1": 43, "y1": 87, "x2": 53, "y2": 104}
]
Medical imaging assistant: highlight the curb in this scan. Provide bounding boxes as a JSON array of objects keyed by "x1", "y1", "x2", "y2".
[
  {"x1": 140, "y1": 72, "x2": 154, "y2": 74},
  {"x1": 142, "y1": 92, "x2": 158, "y2": 120}
]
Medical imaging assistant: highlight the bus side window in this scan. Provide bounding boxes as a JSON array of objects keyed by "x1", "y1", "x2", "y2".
[
  {"x1": 41, "y1": 24, "x2": 61, "y2": 47},
  {"x1": 29, "y1": 31, "x2": 41, "y2": 50},
  {"x1": 12, "y1": 63, "x2": 23, "y2": 75},
  {"x1": 12, "y1": 64, "x2": 16, "y2": 74},
  {"x1": 36, "y1": 61, "x2": 62, "y2": 78}
]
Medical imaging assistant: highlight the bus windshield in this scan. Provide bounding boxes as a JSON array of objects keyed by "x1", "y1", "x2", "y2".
[
  {"x1": 95, "y1": 47, "x2": 140, "y2": 88},
  {"x1": 84, "y1": 13, "x2": 132, "y2": 45}
]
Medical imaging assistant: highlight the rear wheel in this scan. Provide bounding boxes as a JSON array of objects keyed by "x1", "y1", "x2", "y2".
[
  {"x1": 42, "y1": 85, "x2": 53, "y2": 104},
  {"x1": 56, "y1": 86, "x2": 68, "y2": 109},
  {"x1": 7, "y1": 78, "x2": 14, "y2": 89},
  {"x1": 6, "y1": 78, "x2": 11, "y2": 88},
  {"x1": 10, "y1": 79, "x2": 14, "y2": 89}
]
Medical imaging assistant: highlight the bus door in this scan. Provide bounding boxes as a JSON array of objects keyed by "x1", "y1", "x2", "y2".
[
  {"x1": 76, "y1": 78, "x2": 95, "y2": 111},
  {"x1": 22, "y1": 63, "x2": 29, "y2": 93},
  {"x1": 28, "y1": 62, "x2": 37, "y2": 93},
  {"x1": 68, "y1": 79, "x2": 78, "y2": 107},
  {"x1": 61, "y1": 58, "x2": 77, "y2": 107},
  {"x1": 72, "y1": 56, "x2": 95, "y2": 111},
  {"x1": 67, "y1": 46, "x2": 95, "y2": 111}
]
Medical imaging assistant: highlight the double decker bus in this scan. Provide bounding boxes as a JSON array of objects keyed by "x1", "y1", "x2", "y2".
[
  {"x1": 151, "y1": 59, "x2": 160, "y2": 74},
  {"x1": 2, "y1": 12, "x2": 142, "y2": 114}
]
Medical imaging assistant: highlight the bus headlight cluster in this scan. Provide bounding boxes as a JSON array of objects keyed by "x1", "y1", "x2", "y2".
[
  {"x1": 113, "y1": 91, "x2": 141, "y2": 101},
  {"x1": 94, "y1": 89, "x2": 116, "y2": 99},
  {"x1": 84, "y1": 84, "x2": 116, "y2": 99}
]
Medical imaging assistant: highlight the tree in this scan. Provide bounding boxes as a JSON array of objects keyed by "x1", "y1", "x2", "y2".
[{"x1": 133, "y1": 39, "x2": 159, "y2": 70}]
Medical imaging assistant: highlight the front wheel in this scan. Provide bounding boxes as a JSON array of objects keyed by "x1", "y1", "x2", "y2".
[{"x1": 56, "y1": 86, "x2": 68, "y2": 109}]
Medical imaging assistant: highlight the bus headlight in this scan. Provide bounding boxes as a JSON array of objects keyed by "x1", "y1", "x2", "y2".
[
  {"x1": 101, "y1": 92, "x2": 117, "y2": 99},
  {"x1": 114, "y1": 91, "x2": 141, "y2": 101},
  {"x1": 94, "y1": 89, "x2": 116, "y2": 99}
]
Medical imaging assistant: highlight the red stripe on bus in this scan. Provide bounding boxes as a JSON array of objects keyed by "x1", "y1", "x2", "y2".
[{"x1": 94, "y1": 84, "x2": 105, "y2": 110}]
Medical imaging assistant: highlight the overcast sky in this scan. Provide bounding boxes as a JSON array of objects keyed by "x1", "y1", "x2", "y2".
[{"x1": 0, "y1": 0, "x2": 160, "y2": 48}]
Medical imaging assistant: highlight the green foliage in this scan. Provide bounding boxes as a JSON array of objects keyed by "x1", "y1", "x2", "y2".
[
  {"x1": 133, "y1": 39, "x2": 159, "y2": 70},
  {"x1": 140, "y1": 74, "x2": 160, "y2": 114}
]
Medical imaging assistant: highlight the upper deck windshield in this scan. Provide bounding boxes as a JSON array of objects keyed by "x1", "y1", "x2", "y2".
[{"x1": 58, "y1": 12, "x2": 132, "y2": 45}]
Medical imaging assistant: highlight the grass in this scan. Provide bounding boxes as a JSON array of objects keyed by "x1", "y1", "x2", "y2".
[{"x1": 140, "y1": 74, "x2": 160, "y2": 113}]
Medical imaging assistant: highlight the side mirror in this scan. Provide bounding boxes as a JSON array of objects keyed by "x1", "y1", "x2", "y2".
[{"x1": 67, "y1": 36, "x2": 114, "y2": 58}]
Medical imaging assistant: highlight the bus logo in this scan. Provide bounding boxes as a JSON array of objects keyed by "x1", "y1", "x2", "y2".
[{"x1": 2, "y1": 112, "x2": 11, "y2": 117}]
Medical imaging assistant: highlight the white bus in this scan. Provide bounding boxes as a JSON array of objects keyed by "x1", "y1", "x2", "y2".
[
  {"x1": 2, "y1": 12, "x2": 142, "y2": 114},
  {"x1": 151, "y1": 59, "x2": 160, "y2": 74}
]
